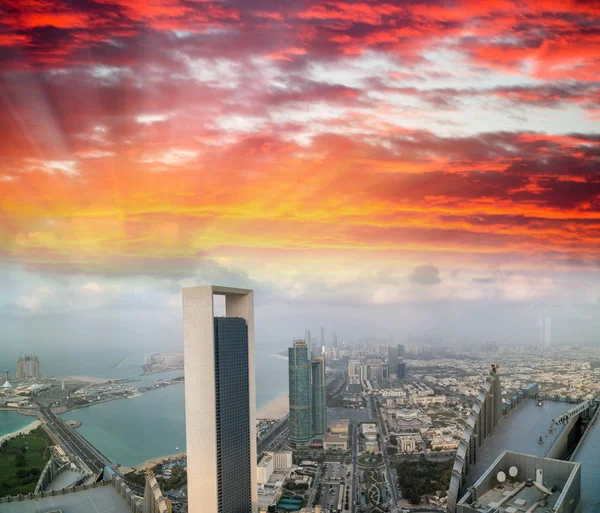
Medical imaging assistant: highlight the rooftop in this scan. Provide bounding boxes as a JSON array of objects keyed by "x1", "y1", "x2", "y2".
[
  {"x1": 459, "y1": 451, "x2": 581, "y2": 513},
  {"x1": 0, "y1": 485, "x2": 132, "y2": 513},
  {"x1": 258, "y1": 454, "x2": 273, "y2": 468},
  {"x1": 475, "y1": 479, "x2": 560, "y2": 513},
  {"x1": 465, "y1": 399, "x2": 571, "y2": 487}
]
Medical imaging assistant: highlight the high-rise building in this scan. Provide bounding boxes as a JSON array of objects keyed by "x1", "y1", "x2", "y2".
[
  {"x1": 397, "y1": 360, "x2": 407, "y2": 379},
  {"x1": 387, "y1": 346, "x2": 398, "y2": 379},
  {"x1": 30, "y1": 355, "x2": 41, "y2": 379},
  {"x1": 544, "y1": 316, "x2": 551, "y2": 348},
  {"x1": 347, "y1": 359, "x2": 361, "y2": 377},
  {"x1": 332, "y1": 332, "x2": 338, "y2": 348},
  {"x1": 397, "y1": 344, "x2": 405, "y2": 358},
  {"x1": 182, "y1": 286, "x2": 257, "y2": 513},
  {"x1": 16, "y1": 354, "x2": 41, "y2": 380},
  {"x1": 289, "y1": 340, "x2": 312, "y2": 448},
  {"x1": 16, "y1": 355, "x2": 26, "y2": 380},
  {"x1": 311, "y1": 357, "x2": 326, "y2": 440},
  {"x1": 321, "y1": 325, "x2": 325, "y2": 349},
  {"x1": 305, "y1": 328, "x2": 311, "y2": 346}
]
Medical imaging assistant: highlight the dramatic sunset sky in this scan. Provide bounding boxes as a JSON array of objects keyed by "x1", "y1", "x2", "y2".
[{"x1": 1, "y1": 0, "x2": 599, "y2": 350}]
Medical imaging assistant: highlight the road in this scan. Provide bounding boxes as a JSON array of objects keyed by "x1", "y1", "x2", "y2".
[
  {"x1": 306, "y1": 465, "x2": 322, "y2": 511},
  {"x1": 257, "y1": 415, "x2": 289, "y2": 456},
  {"x1": 40, "y1": 406, "x2": 110, "y2": 475},
  {"x1": 370, "y1": 395, "x2": 398, "y2": 508},
  {"x1": 351, "y1": 422, "x2": 358, "y2": 513}
]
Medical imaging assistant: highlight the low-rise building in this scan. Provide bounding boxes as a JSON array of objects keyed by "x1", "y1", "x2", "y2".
[
  {"x1": 257, "y1": 453, "x2": 274, "y2": 485},
  {"x1": 398, "y1": 435, "x2": 417, "y2": 453},
  {"x1": 328, "y1": 419, "x2": 350, "y2": 436},
  {"x1": 430, "y1": 435, "x2": 459, "y2": 451},
  {"x1": 361, "y1": 423, "x2": 378, "y2": 441},
  {"x1": 324, "y1": 434, "x2": 348, "y2": 450},
  {"x1": 264, "y1": 450, "x2": 292, "y2": 471}
]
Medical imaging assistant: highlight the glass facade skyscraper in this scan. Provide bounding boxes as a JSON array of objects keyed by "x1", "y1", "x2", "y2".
[
  {"x1": 388, "y1": 345, "x2": 398, "y2": 378},
  {"x1": 288, "y1": 341, "x2": 327, "y2": 447},
  {"x1": 311, "y1": 357, "x2": 326, "y2": 439},
  {"x1": 397, "y1": 344, "x2": 405, "y2": 358},
  {"x1": 214, "y1": 317, "x2": 251, "y2": 513},
  {"x1": 289, "y1": 340, "x2": 312, "y2": 447}
]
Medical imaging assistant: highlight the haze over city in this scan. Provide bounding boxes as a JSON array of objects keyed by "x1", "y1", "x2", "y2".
[{"x1": 1, "y1": 4, "x2": 600, "y2": 513}]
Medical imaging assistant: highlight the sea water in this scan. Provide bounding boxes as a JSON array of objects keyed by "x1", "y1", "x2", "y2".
[{"x1": 0, "y1": 346, "x2": 289, "y2": 466}]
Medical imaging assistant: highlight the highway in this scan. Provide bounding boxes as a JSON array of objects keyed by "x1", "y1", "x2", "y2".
[
  {"x1": 41, "y1": 406, "x2": 110, "y2": 475},
  {"x1": 370, "y1": 395, "x2": 399, "y2": 508},
  {"x1": 351, "y1": 422, "x2": 358, "y2": 513},
  {"x1": 257, "y1": 414, "x2": 289, "y2": 456}
]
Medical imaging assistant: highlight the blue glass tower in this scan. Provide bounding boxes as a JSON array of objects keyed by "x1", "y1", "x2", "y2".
[
  {"x1": 214, "y1": 317, "x2": 251, "y2": 513},
  {"x1": 311, "y1": 357, "x2": 326, "y2": 439},
  {"x1": 289, "y1": 340, "x2": 311, "y2": 447}
]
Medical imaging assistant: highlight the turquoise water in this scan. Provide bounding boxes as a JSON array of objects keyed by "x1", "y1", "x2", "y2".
[
  {"x1": 277, "y1": 497, "x2": 303, "y2": 511},
  {"x1": 0, "y1": 410, "x2": 37, "y2": 437},
  {"x1": 60, "y1": 384, "x2": 186, "y2": 467},
  {"x1": 1, "y1": 347, "x2": 289, "y2": 467}
]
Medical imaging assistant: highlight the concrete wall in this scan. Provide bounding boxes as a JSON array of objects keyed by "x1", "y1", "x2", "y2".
[
  {"x1": 183, "y1": 286, "x2": 219, "y2": 513},
  {"x1": 547, "y1": 414, "x2": 582, "y2": 460},
  {"x1": 0, "y1": 476, "x2": 142, "y2": 512},
  {"x1": 457, "y1": 451, "x2": 581, "y2": 513}
]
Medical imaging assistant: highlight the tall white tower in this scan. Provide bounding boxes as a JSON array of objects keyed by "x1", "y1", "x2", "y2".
[
  {"x1": 182, "y1": 286, "x2": 257, "y2": 513},
  {"x1": 544, "y1": 316, "x2": 551, "y2": 348}
]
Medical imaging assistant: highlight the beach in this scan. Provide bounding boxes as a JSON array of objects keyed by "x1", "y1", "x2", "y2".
[
  {"x1": 0, "y1": 420, "x2": 41, "y2": 445},
  {"x1": 257, "y1": 392, "x2": 289, "y2": 420},
  {"x1": 119, "y1": 452, "x2": 187, "y2": 474}
]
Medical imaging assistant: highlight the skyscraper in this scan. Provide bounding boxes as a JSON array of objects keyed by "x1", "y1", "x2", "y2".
[
  {"x1": 182, "y1": 286, "x2": 257, "y2": 513},
  {"x1": 289, "y1": 340, "x2": 312, "y2": 447},
  {"x1": 305, "y1": 328, "x2": 311, "y2": 346},
  {"x1": 397, "y1": 360, "x2": 406, "y2": 379},
  {"x1": 332, "y1": 332, "x2": 338, "y2": 348},
  {"x1": 30, "y1": 355, "x2": 40, "y2": 379},
  {"x1": 311, "y1": 357, "x2": 326, "y2": 440},
  {"x1": 321, "y1": 325, "x2": 325, "y2": 350},
  {"x1": 16, "y1": 355, "x2": 26, "y2": 380},
  {"x1": 387, "y1": 345, "x2": 398, "y2": 380},
  {"x1": 397, "y1": 344, "x2": 405, "y2": 358}
]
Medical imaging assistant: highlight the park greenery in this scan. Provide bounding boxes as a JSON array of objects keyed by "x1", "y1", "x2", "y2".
[
  {"x1": 124, "y1": 463, "x2": 187, "y2": 492},
  {"x1": 395, "y1": 456, "x2": 453, "y2": 505},
  {"x1": 0, "y1": 426, "x2": 52, "y2": 497}
]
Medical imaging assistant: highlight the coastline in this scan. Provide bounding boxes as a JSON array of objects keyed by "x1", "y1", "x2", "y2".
[
  {"x1": 67, "y1": 375, "x2": 112, "y2": 384},
  {"x1": 119, "y1": 452, "x2": 187, "y2": 474},
  {"x1": 0, "y1": 420, "x2": 41, "y2": 444},
  {"x1": 257, "y1": 392, "x2": 289, "y2": 420}
]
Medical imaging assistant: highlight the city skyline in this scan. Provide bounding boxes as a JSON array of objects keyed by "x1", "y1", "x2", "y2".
[{"x1": 0, "y1": 2, "x2": 599, "y2": 510}]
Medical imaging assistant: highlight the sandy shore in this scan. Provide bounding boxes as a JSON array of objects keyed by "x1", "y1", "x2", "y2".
[
  {"x1": 119, "y1": 452, "x2": 187, "y2": 474},
  {"x1": 0, "y1": 420, "x2": 41, "y2": 444},
  {"x1": 67, "y1": 375, "x2": 112, "y2": 384},
  {"x1": 257, "y1": 393, "x2": 289, "y2": 420}
]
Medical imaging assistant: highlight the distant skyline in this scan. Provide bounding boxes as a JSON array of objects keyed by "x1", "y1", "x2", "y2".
[{"x1": 1, "y1": 1, "x2": 599, "y2": 350}]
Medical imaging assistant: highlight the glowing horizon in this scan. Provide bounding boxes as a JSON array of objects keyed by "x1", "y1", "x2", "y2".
[{"x1": 0, "y1": 1, "x2": 599, "y2": 343}]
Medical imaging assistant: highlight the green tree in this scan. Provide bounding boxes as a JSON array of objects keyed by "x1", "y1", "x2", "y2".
[{"x1": 15, "y1": 453, "x2": 26, "y2": 467}]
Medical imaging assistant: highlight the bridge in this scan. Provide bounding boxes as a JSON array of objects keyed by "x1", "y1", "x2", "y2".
[
  {"x1": 39, "y1": 406, "x2": 147, "y2": 495},
  {"x1": 41, "y1": 406, "x2": 110, "y2": 476}
]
